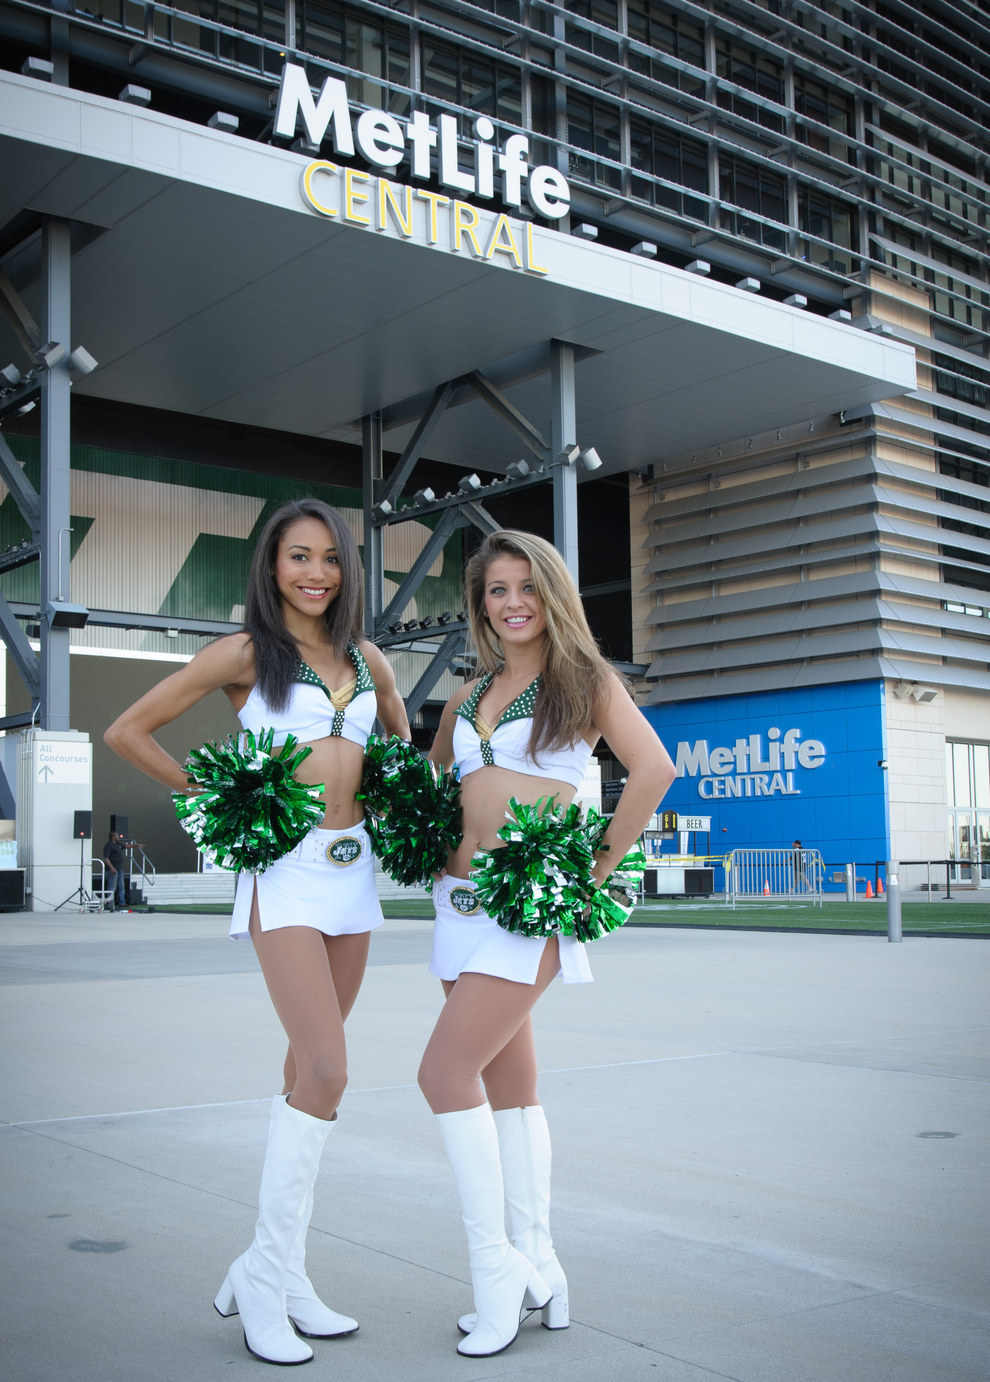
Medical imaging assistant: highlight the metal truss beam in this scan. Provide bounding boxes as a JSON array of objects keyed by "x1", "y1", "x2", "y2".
[{"x1": 362, "y1": 342, "x2": 592, "y2": 709}]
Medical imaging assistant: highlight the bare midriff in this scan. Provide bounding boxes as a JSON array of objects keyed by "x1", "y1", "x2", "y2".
[
  {"x1": 293, "y1": 735, "x2": 367, "y2": 829},
  {"x1": 445, "y1": 765, "x2": 577, "y2": 879}
]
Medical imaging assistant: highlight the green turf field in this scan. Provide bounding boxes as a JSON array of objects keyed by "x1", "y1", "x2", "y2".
[{"x1": 146, "y1": 896, "x2": 988, "y2": 936}]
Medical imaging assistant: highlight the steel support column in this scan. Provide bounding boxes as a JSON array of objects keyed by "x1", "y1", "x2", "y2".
[
  {"x1": 39, "y1": 217, "x2": 73, "y2": 730},
  {"x1": 550, "y1": 339, "x2": 579, "y2": 583},
  {"x1": 362, "y1": 410, "x2": 384, "y2": 638}
]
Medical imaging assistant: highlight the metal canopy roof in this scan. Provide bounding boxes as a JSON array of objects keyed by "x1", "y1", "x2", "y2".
[{"x1": 0, "y1": 74, "x2": 916, "y2": 480}]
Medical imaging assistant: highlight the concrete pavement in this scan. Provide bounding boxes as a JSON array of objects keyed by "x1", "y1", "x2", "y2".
[{"x1": 1, "y1": 909, "x2": 988, "y2": 1382}]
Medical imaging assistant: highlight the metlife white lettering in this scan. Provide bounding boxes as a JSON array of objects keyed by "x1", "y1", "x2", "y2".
[
  {"x1": 275, "y1": 64, "x2": 571, "y2": 219},
  {"x1": 675, "y1": 727, "x2": 826, "y2": 800}
]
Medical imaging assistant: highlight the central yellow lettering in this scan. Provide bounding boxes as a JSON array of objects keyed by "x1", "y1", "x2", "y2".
[
  {"x1": 524, "y1": 223, "x2": 549, "y2": 276},
  {"x1": 452, "y1": 201, "x2": 484, "y2": 257},
  {"x1": 484, "y1": 214, "x2": 523, "y2": 268},
  {"x1": 302, "y1": 161, "x2": 339, "y2": 217},
  {"x1": 344, "y1": 168, "x2": 373, "y2": 225},
  {"x1": 378, "y1": 179, "x2": 414, "y2": 237},
  {"x1": 415, "y1": 189, "x2": 450, "y2": 245}
]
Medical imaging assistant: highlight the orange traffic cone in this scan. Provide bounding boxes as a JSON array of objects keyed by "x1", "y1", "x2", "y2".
[
  {"x1": 877, "y1": 877, "x2": 884, "y2": 896},
  {"x1": 865, "y1": 880, "x2": 874, "y2": 898},
  {"x1": 763, "y1": 880, "x2": 770, "y2": 895}
]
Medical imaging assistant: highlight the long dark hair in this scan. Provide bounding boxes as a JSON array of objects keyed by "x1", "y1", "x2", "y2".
[
  {"x1": 243, "y1": 499, "x2": 363, "y2": 711},
  {"x1": 464, "y1": 529, "x2": 612, "y2": 755}
]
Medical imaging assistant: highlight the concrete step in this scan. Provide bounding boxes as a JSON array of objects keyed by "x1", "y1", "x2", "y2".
[{"x1": 141, "y1": 868, "x2": 431, "y2": 907}]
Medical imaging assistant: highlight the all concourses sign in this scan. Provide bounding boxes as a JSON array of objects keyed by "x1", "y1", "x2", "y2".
[{"x1": 275, "y1": 63, "x2": 568, "y2": 275}]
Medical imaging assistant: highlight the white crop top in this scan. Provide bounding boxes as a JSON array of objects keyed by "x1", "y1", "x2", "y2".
[
  {"x1": 452, "y1": 673, "x2": 594, "y2": 791},
  {"x1": 238, "y1": 640, "x2": 377, "y2": 750}
]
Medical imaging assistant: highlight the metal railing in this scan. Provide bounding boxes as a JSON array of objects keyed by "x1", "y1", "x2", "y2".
[{"x1": 726, "y1": 848, "x2": 824, "y2": 909}]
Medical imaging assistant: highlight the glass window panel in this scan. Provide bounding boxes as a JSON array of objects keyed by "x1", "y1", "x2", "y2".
[
  {"x1": 954, "y1": 742, "x2": 972, "y2": 806},
  {"x1": 974, "y1": 744, "x2": 990, "y2": 808}
]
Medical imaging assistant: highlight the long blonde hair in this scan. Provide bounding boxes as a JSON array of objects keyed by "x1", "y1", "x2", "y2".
[{"x1": 464, "y1": 530, "x2": 613, "y2": 755}]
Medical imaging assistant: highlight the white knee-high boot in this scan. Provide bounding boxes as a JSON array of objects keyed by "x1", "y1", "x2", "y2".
[
  {"x1": 437, "y1": 1105, "x2": 551, "y2": 1358},
  {"x1": 458, "y1": 1105, "x2": 568, "y2": 1335},
  {"x1": 214, "y1": 1097, "x2": 332, "y2": 1365},
  {"x1": 238, "y1": 1097, "x2": 358, "y2": 1340}
]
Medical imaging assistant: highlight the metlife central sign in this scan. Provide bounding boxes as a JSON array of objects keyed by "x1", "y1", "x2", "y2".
[
  {"x1": 643, "y1": 681, "x2": 889, "y2": 865},
  {"x1": 274, "y1": 63, "x2": 572, "y2": 219}
]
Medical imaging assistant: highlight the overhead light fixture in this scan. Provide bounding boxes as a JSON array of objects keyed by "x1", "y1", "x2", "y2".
[
  {"x1": 419, "y1": 615, "x2": 434, "y2": 629},
  {"x1": 458, "y1": 473, "x2": 482, "y2": 493},
  {"x1": 387, "y1": 620, "x2": 404, "y2": 635},
  {"x1": 437, "y1": 611, "x2": 453, "y2": 624},
  {"x1": 631, "y1": 241, "x2": 658, "y2": 258},
  {"x1": 68, "y1": 347, "x2": 98, "y2": 375},
  {"x1": 44, "y1": 601, "x2": 89, "y2": 630},
  {"x1": 372, "y1": 500, "x2": 393, "y2": 521},
  {"x1": 914, "y1": 686, "x2": 938, "y2": 703},
  {"x1": 558, "y1": 444, "x2": 580, "y2": 466},
  {"x1": 572, "y1": 223, "x2": 598, "y2": 239},
  {"x1": 21, "y1": 56, "x2": 54, "y2": 80},
  {"x1": 784, "y1": 293, "x2": 809, "y2": 308},
  {"x1": 1, "y1": 364, "x2": 23, "y2": 387},
  {"x1": 685, "y1": 259, "x2": 710, "y2": 275},
  {"x1": 208, "y1": 111, "x2": 239, "y2": 133},
  {"x1": 403, "y1": 619, "x2": 419, "y2": 631},
  {"x1": 165, "y1": 628, "x2": 179, "y2": 638},
  {"x1": 735, "y1": 277, "x2": 761, "y2": 293},
  {"x1": 34, "y1": 341, "x2": 64, "y2": 369},
  {"x1": 578, "y1": 447, "x2": 603, "y2": 471},
  {"x1": 118, "y1": 84, "x2": 151, "y2": 106},
  {"x1": 413, "y1": 486, "x2": 436, "y2": 504},
  {"x1": 829, "y1": 309, "x2": 852, "y2": 322},
  {"x1": 505, "y1": 459, "x2": 530, "y2": 481}
]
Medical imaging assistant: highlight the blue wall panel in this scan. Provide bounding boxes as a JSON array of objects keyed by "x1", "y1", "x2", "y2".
[{"x1": 643, "y1": 681, "x2": 889, "y2": 877}]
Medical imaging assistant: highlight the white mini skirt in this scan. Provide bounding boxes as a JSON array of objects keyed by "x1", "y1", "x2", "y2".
[
  {"x1": 229, "y1": 822, "x2": 384, "y2": 940},
  {"x1": 430, "y1": 875, "x2": 592, "y2": 986}
]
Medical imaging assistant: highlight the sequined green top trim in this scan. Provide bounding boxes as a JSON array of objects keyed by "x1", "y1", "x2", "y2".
[
  {"x1": 454, "y1": 673, "x2": 541, "y2": 765},
  {"x1": 295, "y1": 640, "x2": 376, "y2": 737}
]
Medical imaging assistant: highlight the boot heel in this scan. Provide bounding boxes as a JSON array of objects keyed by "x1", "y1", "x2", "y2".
[
  {"x1": 525, "y1": 1265, "x2": 552, "y2": 1312},
  {"x1": 541, "y1": 1289, "x2": 569, "y2": 1330},
  {"x1": 213, "y1": 1274, "x2": 237, "y2": 1318}
]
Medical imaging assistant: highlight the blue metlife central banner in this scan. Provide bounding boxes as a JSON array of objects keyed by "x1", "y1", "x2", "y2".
[{"x1": 641, "y1": 680, "x2": 889, "y2": 874}]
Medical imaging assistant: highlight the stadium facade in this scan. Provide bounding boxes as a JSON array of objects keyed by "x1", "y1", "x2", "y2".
[{"x1": 0, "y1": 0, "x2": 986, "y2": 894}]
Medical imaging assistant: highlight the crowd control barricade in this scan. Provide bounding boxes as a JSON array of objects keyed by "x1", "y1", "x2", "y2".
[{"x1": 726, "y1": 848, "x2": 824, "y2": 909}]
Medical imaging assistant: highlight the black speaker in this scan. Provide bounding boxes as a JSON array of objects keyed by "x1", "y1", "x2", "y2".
[
  {"x1": 73, "y1": 810, "x2": 92, "y2": 840},
  {"x1": 0, "y1": 868, "x2": 25, "y2": 910},
  {"x1": 110, "y1": 814, "x2": 129, "y2": 837}
]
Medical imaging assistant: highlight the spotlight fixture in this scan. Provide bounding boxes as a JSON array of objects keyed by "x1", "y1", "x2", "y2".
[
  {"x1": 784, "y1": 293, "x2": 809, "y2": 308},
  {"x1": 372, "y1": 500, "x2": 393, "y2": 521},
  {"x1": 165, "y1": 628, "x2": 179, "y2": 639},
  {"x1": 413, "y1": 486, "x2": 436, "y2": 504},
  {"x1": 437, "y1": 611, "x2": 453, "y2": 625},
  {"x1": 828, "y1": 309, "x2": 852, "y2": 323},
  {"x1": 68, "y1": 347, "x2": 98, "y2": 376},
  {"x1": 1, "y1": 364, "x2": 23, "y2": 387},
  {"x1": 631, "y1": 241, "x2": 658, "y2": 258},
  {"x1": 505, "y1": 459, "x2": 530, "y2": 481},
  {"x1": 558, "y1": 444, "x2": 580, "y2": 466},
  {"x1": 208, "y1": 111, "x2": 239, "y2": 133},
  {"x1": 572, "y1": 223, "x2": 598, "y2": 240},
  {"x1": 458, "y1": 473, "x2": 482, "y2": 493},
  {"x1": 685, "y1": 259, "x2": 711, "y2": 275},
  {"x1": 118, "y1": 83, "x2": 152, "y2": 106},
  {"x1": 34, "y1": 340, "x2": 65, "y2": 369},
  {"x1": 419, "y1": 615, "x2": 434, "y2": 629},
  {"x1": 578, "y1": 447, "x2": 603, "y2": 472},
  {"x1": 403, "y1": 619, "x2": 419, "y2": 631},
  {"x1": 387, "y1": 620, "x2": 404, "y2": 635},
  {"x1": 21, "y1": 56, "x2": 54, "y2": 80},
  {"x1": 17, "y1": 401, "x2": 36, "y2": 416},
  {"x1": 735, "y1": 277, "x2": 761, "y2": 293},
  {"x1": 44, "y1": 601, "x2": 89, "y2": 630},
  {"x1": 878, "y1": 759, "x2": 888, "y2": 770}
]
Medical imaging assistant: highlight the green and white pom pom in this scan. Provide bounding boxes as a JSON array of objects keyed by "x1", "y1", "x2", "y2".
[
  {"x1": 471, "y1": 797, "x2": 647, "y2": 942},
  {"x1": 471, "y1": 796, "x2": 593, "y2": 939},
  {"x1": 574, "y1": 807, "x2": 647, "y2": 943},
  {"x1": 358, "y1": 734, "x2": 462, "y2": 889},
  {"x1": 173, "y1": 729, "x2": 325, "y2": 873}
]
